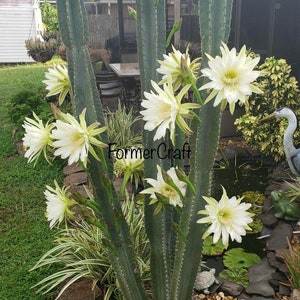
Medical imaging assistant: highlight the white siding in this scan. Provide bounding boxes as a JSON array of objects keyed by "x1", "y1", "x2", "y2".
[{"x1": 0, "y1": 2, "x2": 42, "y2": 63}]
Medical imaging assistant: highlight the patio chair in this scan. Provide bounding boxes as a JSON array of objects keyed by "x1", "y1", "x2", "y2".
[{"x1": 95, "y1": 71, "x2": 125, "y2": 107}]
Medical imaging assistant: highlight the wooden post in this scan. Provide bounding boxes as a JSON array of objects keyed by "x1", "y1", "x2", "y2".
[{"x1": 174, "y1": 0, "x2": 181, "y2": 44}]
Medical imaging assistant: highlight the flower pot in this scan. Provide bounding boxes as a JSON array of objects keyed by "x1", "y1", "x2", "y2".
[{"x1": 29, "y1": 49, "x2": 55, "y2": 63}]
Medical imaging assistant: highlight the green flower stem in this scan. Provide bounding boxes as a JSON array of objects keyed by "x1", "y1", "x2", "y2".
[
  {"x1": 191, "y1": 81, "x2": 202, "y2": 104},
  {"x1": 118, "y1": 172, "x2": 131, "y2": 201},
  {"x1": 81, "y1": 209, "x2": 108, "y2": 236},
  {"x1": 165, "y1": 18, "x2": 182, "y2": 48},
  {"x1": 72, "y1": 192, "x2": 101, "y2": 216},
  {"x1": 190, "y1": 109, "x2": 201, "y2": 124},
  {"x1": 84, "y1": 201, "x2": 100, "y2": 216}
]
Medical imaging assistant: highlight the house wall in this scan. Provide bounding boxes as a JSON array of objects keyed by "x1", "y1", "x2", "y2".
[
  {"x1": 0, "y1": 1, "x2": 42, "y2": 63},
  {"x1": 0, "y1": 0, "x2": 32, "y2": 5}
]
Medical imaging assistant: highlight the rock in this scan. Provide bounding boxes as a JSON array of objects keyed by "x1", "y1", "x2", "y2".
[
  {"x1": 67, "y1": 184, "x2": 89, "y2": 197},
  {"x1": 269, "y1": 271, "x2": 291, "y2": 296},
  {"x1": 63, "y1": 168, "x2": 89, "y2": 197},
  {"x1": 269, "y1": 271, "x2": 291, "y2": 295},
  {"x1": 219, "y1": 278, "x2": 244, "y2": 297},
  {"x1": 246, "y1": 258, "x2": 276, "y2": 297},
  {"x1": 238, "y1": 292, "x2": 252, "y2": 300},
  {"x1": 244, "y1": 145, "x2": 261, "y2": 158},
  {"x1": 63, "y1": 163, "x2": 85, "y2": 175},
  {"x1": 267, "y1": 251, "x2": 288, "y2": 273},
  {"x1": 220, "y1": 144, "x2": 251, "y2": 161},
  {"x1": 209, "y1": 277, "x2": 223, "y2": 293},
  {"x1": 266, "y1": 223, "x2": 293, "y2": 251},
  {"x1": 259, "y1": 197, "x2": 278, "y2": 228},
  {"x1": 15, "y1": 140, "x2": 25, "y2": 156},
  {"x1": 113, "y1": 176, "x2": 132, "y2": 196},
  {"x1": 279, "y1": 284, "x2": 291, "y2": 296},
  {"x1": 246, "y1": 281, "x2": 275, "y2": 297},
  {"x1": 291, "y1": 289, "x2": 300, "y2": 300},
  {"x1": 58, "y1": 278, "x2": 101, "y2": 300},
  {"x1": 250, "y1": 297, "x2": 277, "y2": 300},
  {"x1": 64, "y1": 172, "x2": 88, "y2": 187},
  {"x1": 222, "y1": 147, "x2": 237, "y2": 161},
  {"x1": 262, "y1": 197, "x2": 273, "y2": 213},
  {"x1": 260, "y1": 209, "x2": 278, "y2": 228},
  {"x1": 272, "y1": 270, "x2": 289, "y2": 283}
]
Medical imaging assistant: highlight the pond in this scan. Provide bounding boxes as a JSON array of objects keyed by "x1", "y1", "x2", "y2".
[
  {"x1": 204, "y1": 159, "x2": 272, "y2": 273},
  {"x1": 212, "y1": 159, "x2": 270, "y2": 198}
]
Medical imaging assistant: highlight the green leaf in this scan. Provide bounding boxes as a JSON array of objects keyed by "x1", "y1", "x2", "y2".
[
  {"x1": 202, "y1": 236, "x2": 226, "y2": 256},
  {"x1": 223, "y1": 248, "x2": 261, "y2": 269}
]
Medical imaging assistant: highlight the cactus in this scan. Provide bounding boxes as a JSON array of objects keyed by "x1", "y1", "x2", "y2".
[
  {"x1": 56, "y1": 0, "x2": 233, "y2": 299},
  {"x1": 136, "y1": 2, "x2": 174, "y2": 299},
  {"x1": 57, "y1": 1, "x2": 146, "y2": 299},
  {"x1": 169, "y1": 1, "x2": 233, "y2": 299},
  {"x1": 135, "y1": 1, "x2": 233, "y2": 299}
]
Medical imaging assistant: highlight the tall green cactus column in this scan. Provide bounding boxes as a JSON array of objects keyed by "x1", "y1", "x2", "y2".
[
  {"x1": 56, "y1": 1, "x2": 147, "y2": 299},
  {"x1": 136, "y1": 1, "x2": 175, "y2": 299},
  {"x1": 170, "y1": 1, "x2": 233, "y2": 299}
]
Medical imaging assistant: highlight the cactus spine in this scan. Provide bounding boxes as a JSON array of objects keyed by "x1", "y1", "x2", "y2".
[{"x1": 57, "y1": 1, "x2": 146, "y2": 299}]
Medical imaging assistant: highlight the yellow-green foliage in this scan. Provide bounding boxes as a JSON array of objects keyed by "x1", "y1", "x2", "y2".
[{"x1": 235, "y1": 57, "x2": 300, "y2": 162}]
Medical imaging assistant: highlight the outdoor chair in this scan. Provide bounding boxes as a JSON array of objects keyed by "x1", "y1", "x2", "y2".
[{"x1": 95, "y1": 70, "x2": 124, "y2": 99}]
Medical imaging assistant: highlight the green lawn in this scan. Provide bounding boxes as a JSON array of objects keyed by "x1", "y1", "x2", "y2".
[{"x1": 0, "y1": 61, "x2": 64, "y2": 299}]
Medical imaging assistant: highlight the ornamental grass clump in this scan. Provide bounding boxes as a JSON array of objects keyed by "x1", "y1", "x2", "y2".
[
  {"x1": 282, "y1": 239, "x2": 300, "y2": 291},
  {"x1": 31, "y1": 200, "x2": 151, "y2": 300},
  {"x1": 104, "y1": 102, "x2": 143, "y2": 149},
  {"x1": 235, "y1": 57, "x2": 300, "y2": 162}
]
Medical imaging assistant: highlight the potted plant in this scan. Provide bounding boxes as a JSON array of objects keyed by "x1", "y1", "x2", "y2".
[{"x1": 25, "y1": 35, "x2": 58, "y2": 63}]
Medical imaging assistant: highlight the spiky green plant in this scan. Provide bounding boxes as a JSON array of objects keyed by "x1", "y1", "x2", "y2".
[
  {"x1": 104, "y1": 102, "x2": 142, "y2": 149},
  {"x1": 34, "y1": 0, "x2": 235, "y2": 299}
]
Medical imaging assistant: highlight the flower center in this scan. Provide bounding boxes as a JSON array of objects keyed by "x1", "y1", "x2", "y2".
[
  {"x1": 217, "y1": 209, "x2": 232, "y2": 224},
  {"x1": 162, "y1": 185, "x2": 177, "y2": 199},
  {"x1": 223, "y1": 70, "x2": 239, "y2": 86},
  {"x1": 71, "y1": 130, "x2": 86, "y2": 146}
]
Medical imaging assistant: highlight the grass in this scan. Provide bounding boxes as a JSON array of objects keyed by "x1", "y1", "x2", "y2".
[{"x1": 0, "y1": 59, "x2": 65, "y2": 299}]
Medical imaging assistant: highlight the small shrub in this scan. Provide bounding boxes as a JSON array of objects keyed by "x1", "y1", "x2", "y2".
[
  {"x1": 40, "y1": 0, "x2": 59, "y2": 33},
  {"x1": 235, "y1": 57, "x2": 300, "y2": 162},
  {"x1": 5, "y1": 89, "x2": 52, "y2": 127}
]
